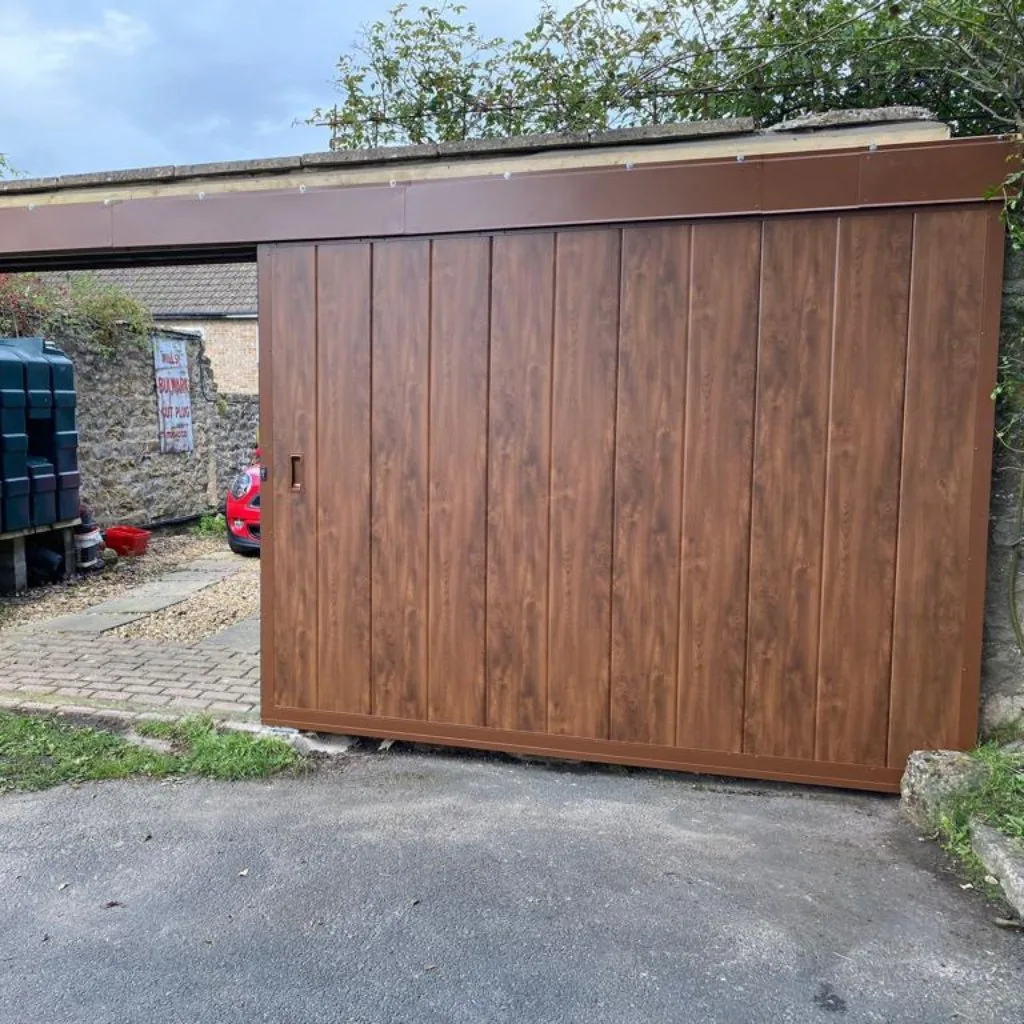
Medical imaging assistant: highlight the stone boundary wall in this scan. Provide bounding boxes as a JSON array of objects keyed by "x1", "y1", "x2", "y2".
[
  {"x1": 56, "y1": 328, "x2": 257, "y2": 527},
  {"x1": 983, "y1": 242, "x2": 1024, "y2": 732},
  {"x1": 215, "y1": 393, "x2": 259, "y2": 497}
]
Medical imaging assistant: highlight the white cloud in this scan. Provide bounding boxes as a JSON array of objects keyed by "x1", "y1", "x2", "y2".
[{"x1": 0, "y1": 8, "x2": 152, "y2": 91}]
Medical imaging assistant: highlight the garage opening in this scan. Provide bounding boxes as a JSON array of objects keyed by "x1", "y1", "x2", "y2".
[{"x1": 0, "y1": 113, "x2": 1009, "y2": 790}]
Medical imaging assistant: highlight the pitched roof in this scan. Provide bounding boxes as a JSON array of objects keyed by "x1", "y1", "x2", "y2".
[{"x1": 88, "y1": 264, "x2": 257, "y2": 317}]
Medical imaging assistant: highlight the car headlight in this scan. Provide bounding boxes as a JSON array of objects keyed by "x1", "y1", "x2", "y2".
[{"x1": 231, "y1": 473, "x2": 253, "y2": 500}]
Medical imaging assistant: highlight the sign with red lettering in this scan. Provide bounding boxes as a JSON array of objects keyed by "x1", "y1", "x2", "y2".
[{"x1": 153, "y1": 337, "x2": 194, "y2": 453}]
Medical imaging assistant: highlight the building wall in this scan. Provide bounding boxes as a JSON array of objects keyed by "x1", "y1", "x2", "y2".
[
  {"x1": 56, "y1": 328, "x2": 258, "y2": 527},
  {"x1": 983, "y1": 242, "x2": 1024, "y2": 732},
  {"x1": 155, "y1": 317, "x2": 258, "y2": 394}
]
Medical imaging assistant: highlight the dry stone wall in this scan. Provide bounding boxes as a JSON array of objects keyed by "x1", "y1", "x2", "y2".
[
  {"x1": 55, "y1": 328, "x2": 257, "y2": 527},
  {"x1": 215, "y1": 393, "x2": 260, "y2": 496},
  {"x1": 983, "y1": 242, "x2": 1024, "y2": 732}
]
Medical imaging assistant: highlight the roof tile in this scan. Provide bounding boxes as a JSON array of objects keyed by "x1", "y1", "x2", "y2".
[{"x1": 86, "y1": 264, "x2": 257, "y2": 317}]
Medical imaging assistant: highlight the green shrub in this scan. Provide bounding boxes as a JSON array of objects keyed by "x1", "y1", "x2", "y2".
[{"x1": 193, "y1": 512, "x2": 227, "y2": 537}]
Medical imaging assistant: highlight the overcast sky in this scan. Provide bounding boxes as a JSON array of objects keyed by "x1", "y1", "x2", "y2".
[{"x1": 0, "y1": 1, "x2": 552, "y2": 179}]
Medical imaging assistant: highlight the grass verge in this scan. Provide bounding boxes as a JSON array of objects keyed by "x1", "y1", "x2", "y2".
[
  {"x1": 0, "y1": 712, "x2": 299, "y2": 793},
  {"x1": 939, "y1": 744, "x2": 1024, "y2": 870},
  {"x1": 135, "y1": 716, "x2": 299, "y2": 779}
]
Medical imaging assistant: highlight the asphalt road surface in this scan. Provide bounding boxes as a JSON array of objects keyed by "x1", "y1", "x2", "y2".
[{"x1": 1, "y1": 749, "x2": 1021, "y2": 1024}]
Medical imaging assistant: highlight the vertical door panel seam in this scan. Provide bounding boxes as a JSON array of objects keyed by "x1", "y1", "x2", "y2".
[
  {"x1": 884, "y1": 213, "x2": 917, "y2": 765},
  {"x1": 812, "y1": 217, "x2": 841, "y2": 761},
  {"x1": 544, "y1": 233, "x2": 558, "y2": 735},
  {"x1": 607, "y1": 228, "x2": 625, "y2": 742},
  {"x1": 483, "y1": 236, "x2": 493, "y2": 729},
  {"x1": 740, "y1": 222, "x2": 767, "y2": 755},
  {"x1": 426, "y1": 240, "x2": 433, "y2": 721},
  {"x1": 368, "y1": 243, "x2": 375, "y2": 718}
]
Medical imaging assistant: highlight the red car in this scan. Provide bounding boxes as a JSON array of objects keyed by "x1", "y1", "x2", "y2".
[{"x1": 226, "y1": 450, "x2": 261, "y2": 555}]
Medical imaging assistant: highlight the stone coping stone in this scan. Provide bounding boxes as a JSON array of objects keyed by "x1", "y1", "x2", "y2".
[{"x1": 765, "y1": 106, "x2": 937, "y2": 132}]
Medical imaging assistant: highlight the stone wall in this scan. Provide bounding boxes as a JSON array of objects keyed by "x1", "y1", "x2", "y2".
[
  {"x1": 156, "y1": 318, "x2": 258, "y2": 394},
  {"x1": 215, "y1": 393, "x2": 260, "y2": 497},
  {"x1": 56, "y1": 327, "x2": 258, "y2": 527},
  {"x1": 983, "y1": 242, "x2": 1024, "y2": 732}
]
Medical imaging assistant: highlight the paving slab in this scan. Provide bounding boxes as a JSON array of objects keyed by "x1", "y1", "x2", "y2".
[
  {"x1": 88, "y1": 583, "x2": 210, "y2": 615},
  {"x1": 202, "y1": 615, "x2": 260, "y2": 652},
  {"x1": 40, "y1": 612, "x2": 142, "y2": 633},
  {"x1": 158, "y1": 571, "x2": 235, "y2": 586},
  {"x1": 179, "y1": 557, "x2": 242, "y2": 574}
]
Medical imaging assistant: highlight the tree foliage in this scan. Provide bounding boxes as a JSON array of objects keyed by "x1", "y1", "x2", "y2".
[{"x1": 309, "y1": 0, "x2": 1023, "y2": 149}]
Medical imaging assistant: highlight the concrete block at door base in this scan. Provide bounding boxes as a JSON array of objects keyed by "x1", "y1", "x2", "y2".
[{"x1": 292, "y1": 733, "x2": 356, "y2": 757}]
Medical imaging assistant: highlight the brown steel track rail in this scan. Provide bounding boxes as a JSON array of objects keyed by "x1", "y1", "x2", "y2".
[{"x1": 0, "y1": 137, "x2": 1014, "y2": 272}]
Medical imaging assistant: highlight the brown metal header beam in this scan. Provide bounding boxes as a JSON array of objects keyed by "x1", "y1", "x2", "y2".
[{"x1": 0, "y1": 137, "x2": 1014, "y2": 272}]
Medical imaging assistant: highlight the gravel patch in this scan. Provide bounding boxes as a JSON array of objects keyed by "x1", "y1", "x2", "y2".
[
  {"x1": 112, "y1": 565, "x2": 260, "y2": 644},
  {"x1": 0, "y1": 534, "x2": 230, "y2": 634}
]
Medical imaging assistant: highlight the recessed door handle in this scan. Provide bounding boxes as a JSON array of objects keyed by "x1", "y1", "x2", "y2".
[{"x1": 290, "y1": 454, "x2": 303, "y2": 492}]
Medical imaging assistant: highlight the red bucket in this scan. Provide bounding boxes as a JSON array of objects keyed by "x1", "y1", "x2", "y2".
[{"x1": 104, "y1": 525, "x2": 151, "y2": 556}]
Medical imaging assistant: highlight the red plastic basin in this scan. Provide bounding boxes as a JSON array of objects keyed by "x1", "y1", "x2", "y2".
[{"x1": 105, "y1": 525, "x2": 151, "y2": 556}]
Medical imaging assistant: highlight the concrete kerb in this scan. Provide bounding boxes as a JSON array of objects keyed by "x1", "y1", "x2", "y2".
[
  {"x1": 971, "y1": 822, "x2": 1024, "y2": 919},
  {"x1": 2, "y1": 697, "x2": 355, "y2": 761}
]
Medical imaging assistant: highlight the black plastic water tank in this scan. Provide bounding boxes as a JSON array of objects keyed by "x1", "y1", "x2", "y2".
[
  {"x1": 2, "y1": 474, "x2": 30, "y2": 532},
  {"x1": 0, "y1": 346, "x2": 27, "y2": 477},
  {"x1": 26, "y1": 457, "x2": 56, "y2": 527},
  {"x1": 44, "y1": 344, "x2": 76, "y2": 433},
  {"x1": 4, "y1": 338, "x2": 53, "y2": 420},
  {"x1": 0, "y1": 337, "x2": 78, "y2": 531}
]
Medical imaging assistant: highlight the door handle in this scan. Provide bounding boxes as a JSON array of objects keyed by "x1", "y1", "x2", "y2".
[{"x1": 290, "y1": 454, "x2": 303, "y2": 492}]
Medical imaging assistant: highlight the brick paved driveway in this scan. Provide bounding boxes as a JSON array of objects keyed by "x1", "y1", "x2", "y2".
[
  {"x1": 0, "y1": 557, "x2": 260, "y2": 721},
  {"x1": 0, "y1": 631, "x2": 259, "y2": 719}
]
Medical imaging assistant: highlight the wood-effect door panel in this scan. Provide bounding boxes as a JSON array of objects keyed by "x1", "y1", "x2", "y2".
[
  {"x1": 316, "y1": 243, "x2": 372, "y2": 715},
  {"x1": 262, "y1": 244, "x2": 318, "y2": 711},
  {"x1": 744, "y1": 217, "x2": 837, "y2": 760},
  {"x1": 677, "y1": 220, "x2": 761, "y2": 753},
  {"x1": 371, "y1": 240, "x2": 431, "y2": 720},
  {"x1": 815, "y1": 214, "x2": 912, "y2": 766},
  {"x1": 429, "y1": 237, "x2": 491, "y2": 726},
  {"x1": 611, "y1": 225, "x2": 689, "y2": 745},
  {"x1": 486, "y1": 233, "x2": 554, "y2": 733},
  {"x1": 888, "y1": 208, "x2": 990, "y2": 765},
  {"x1": 548, "y1": 229, "x2": 621, "y2": 740}
]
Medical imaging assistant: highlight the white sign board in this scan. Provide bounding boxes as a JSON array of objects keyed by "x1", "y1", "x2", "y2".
[{"x1": 153, "y1": 337, "x2": 194, "y2": 453}]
